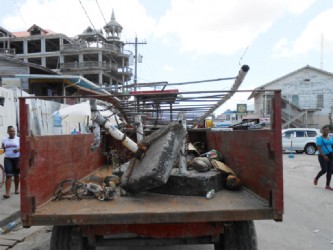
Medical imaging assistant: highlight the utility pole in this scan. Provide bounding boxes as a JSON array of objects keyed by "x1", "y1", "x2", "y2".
[{"x1": 126, "y1": 36, "x2": 147, "y2": 91}]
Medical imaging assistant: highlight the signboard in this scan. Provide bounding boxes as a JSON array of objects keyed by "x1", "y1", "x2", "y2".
[{"x1": 237, "y1": 104, "x2": 247, "y2": 115}]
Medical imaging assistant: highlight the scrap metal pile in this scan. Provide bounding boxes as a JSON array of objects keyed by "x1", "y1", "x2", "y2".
[{"x1": 53, "y1": 65, "x2": 249, "y2": 201}]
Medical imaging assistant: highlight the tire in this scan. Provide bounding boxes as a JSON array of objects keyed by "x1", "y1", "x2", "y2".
[
  {"x1": 50, "y1": 226, "x2": 72, "y2": 250},
  {"x1": 304, "y1": 144, "x2": 316, "y2": 155},
  {"x1": 214, "y1": 221, "x2": 258, "y2": 250},
  {"x1": 50, "y1": 226, "x2": 92, "y2": 250}
]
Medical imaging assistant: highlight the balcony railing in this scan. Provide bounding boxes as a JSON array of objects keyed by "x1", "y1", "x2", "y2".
[
  {"x1": 0, "y1": 48, "x2": 16, "y2": 56},
  {"x1": 61, "y1": 43, "x2": 120, "y2": 53},
  {"x1": 60, "y1": 61, "x2": 120, "y2": 71},
  {"x1": 118, "y1": 66, "x2": 133, "y2": 75}
]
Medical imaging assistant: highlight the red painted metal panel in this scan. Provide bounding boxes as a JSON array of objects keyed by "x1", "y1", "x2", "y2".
[
  {"x1": 19, "y1": 99, "x2": 32, "y2": 224},
  {"x1": 19, "y1": 98, "x2": 105, "y2": 226},
  {"x1": 271, "y1": 91, "x2": 283, "y2": 220},
  {"x1": 205, "y1": 91, "x2": 283, "y2": 220},
  {"x1": 24, "y1": 135, "x2": 104, "y2": 205}
]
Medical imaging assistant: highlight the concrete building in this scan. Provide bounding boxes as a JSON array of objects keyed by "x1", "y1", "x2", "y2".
[
  {"x1": 248, "y1": 65, "x2": 333, "y2": 129},
  {"x1": 0, "y1": 11, "x2": 132, "y2": 92}
]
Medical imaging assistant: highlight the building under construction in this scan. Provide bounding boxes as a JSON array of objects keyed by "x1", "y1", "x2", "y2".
[{"x1": 0, "y1": 11, "x2": 132, "y2": 92}]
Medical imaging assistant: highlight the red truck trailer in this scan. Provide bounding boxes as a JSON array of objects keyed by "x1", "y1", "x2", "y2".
[{"x1": 19, "y1": 88, "x2": 283, "y2": 250}]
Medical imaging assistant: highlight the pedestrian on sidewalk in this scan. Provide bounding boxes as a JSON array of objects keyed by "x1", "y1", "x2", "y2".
[
  {"x1": 313, "y1": 125, "x2": 333, "y2": 190},
  {"x1": 1, "y1": 125, "x2": 20, "y2": 198}
]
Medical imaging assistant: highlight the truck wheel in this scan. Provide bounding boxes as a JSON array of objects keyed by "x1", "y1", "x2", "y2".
[
  {"x1": 304, "y1": 144, "x2": 316, "y2": 155},
  {"x1": 214, "y1": 221, "x2": 258, "y2": 250},
  {"x1": 50, "y1": 226, "x2": 92, "y2": 250}
]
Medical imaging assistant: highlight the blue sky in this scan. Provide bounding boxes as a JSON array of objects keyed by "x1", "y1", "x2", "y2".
[{"x1": 1, "y1": 0, "x2": 333, "y2": 114}]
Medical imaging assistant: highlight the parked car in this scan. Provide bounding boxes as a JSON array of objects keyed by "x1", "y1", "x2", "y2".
[{"x1": 282, "y1": 128, "x2": 320, "y2": 155}]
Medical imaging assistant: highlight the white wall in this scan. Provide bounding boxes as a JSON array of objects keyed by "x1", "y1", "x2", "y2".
[
  {"x1": 0, "y1": 87, "x2": 19, "y2": 166},
  {"x1": 253, "y1": 67, "x2": 333, "y2": 128}
]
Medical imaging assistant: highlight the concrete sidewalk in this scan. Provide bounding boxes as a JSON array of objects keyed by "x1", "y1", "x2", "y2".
[
  {"x1": 0, "y1": 180, "x2": 20, "y2": 228},
  {"x1": 0, "y1": 181, "x2": 44, "y2": 249}
]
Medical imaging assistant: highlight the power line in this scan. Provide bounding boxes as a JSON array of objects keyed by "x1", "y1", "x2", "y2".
[
  {"x1": 126, "y1": 36, "x2": 147, "y2": 90},
  {"x1": 239, "y1": 45, "x2": 249, "y2": 66},
  {"x1": 11, "y1": 0, "x2": 27, "y2": 27},
  {"x1": 95, "y1": 0, "x2": 107, "y2": 25},
  {"x1": 78, "y1": 0, "x2": 98, "y2": 33}
]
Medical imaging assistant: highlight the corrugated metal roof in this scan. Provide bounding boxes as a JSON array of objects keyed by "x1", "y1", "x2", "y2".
[{"x1": 14, "y1": 74, "x2": 111, "y2": 95}]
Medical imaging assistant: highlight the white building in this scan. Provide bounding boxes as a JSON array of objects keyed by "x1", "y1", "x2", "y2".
[{"x1": 248, "y1": 65, "x2": 333, "y2": 129}]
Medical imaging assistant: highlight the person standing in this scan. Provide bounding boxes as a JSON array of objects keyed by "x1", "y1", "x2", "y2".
[
  {"x1": 313, "y1": 125, "x2": 333, "y2": 190},
  {"x1": 1, "y1": 126, "x2": 20, "y2": 198}
]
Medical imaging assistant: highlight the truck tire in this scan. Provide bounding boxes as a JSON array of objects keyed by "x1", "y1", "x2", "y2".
[
  {"x1": 50, "y1": 226, "x2": 92, "y2": 250},
  {"x1": 214, "y1": 221, "x2": 258, "y2": 250}
]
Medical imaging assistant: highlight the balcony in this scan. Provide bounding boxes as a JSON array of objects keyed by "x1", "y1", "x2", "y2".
[
  {"x1": 118, "y1": 66, "x2": 133, "y2": 76},
  {"x1": 61, "y1": 43, "x2": 120, "y2": 54},
  {"x1": 0, "y1": 48, "x2": 16, "y2": 56},
  {"x1": 60, "y1": 61, "x2": 118, "y2": 71}
]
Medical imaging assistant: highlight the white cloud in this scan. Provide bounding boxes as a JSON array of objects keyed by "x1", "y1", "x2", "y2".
[
  {"x1": 163, "y1": 65, "x2": 175, "y2": 72},
  {"x1": 273, "y1": 38, "x2": 293, "y2": 58},
  {"x1": 286, "y1": 0, "x2": 316, "y2": 14},
  {"x1": 1, "y1": 0, "x2": 156, "y2": 39},
  {"x1": 273, "y1": 8, "x2": 333, "y2": 58},
  {"x1": 153, "y1": 0, "x2": 316, "y2": 56},
  {"x1": 1, "y1": 0, "x2": 319, "y2": 57}
]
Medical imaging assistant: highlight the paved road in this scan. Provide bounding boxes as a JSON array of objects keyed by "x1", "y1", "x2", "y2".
[
  {"x1": 256, "y1": 153, "x2": 333, "y2": 250},
  {"x1": 9, "y1": 154, "x2": 333, "y2": 250}
]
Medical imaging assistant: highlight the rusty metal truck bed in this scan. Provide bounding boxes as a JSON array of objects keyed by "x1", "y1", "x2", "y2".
[{"x1": 34, "y1": 188, "x2": 272, "y2": 225}]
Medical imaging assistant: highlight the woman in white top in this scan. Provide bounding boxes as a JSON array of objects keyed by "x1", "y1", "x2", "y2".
[{"x1": 1, "y1": 126, "x2": 20, "y2": 199}]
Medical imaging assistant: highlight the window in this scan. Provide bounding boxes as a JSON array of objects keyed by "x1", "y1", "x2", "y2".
[
  {"x1": 316, "y1": 94, "x2": 323, "y2": 108},
  {"x1": 307, "y1": 131, "x2": 318, "y2": 137},
  {"x1": 262, "y1": 95, "x2": 272, "y2": 115},
  {"x1": 291, "y1": 95, "x2": 299, "y2": 106},
  {"x1": 283, "y1": 131, "x2": 294, "y2": 139},
  {"x1": 295, "y1": 131, "x2": 305, "y2": 137}
]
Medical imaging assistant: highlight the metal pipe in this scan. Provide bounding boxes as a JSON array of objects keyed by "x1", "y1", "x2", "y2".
[{"x1": 191, "y1": 65, "x2": 250, "y2": 128}]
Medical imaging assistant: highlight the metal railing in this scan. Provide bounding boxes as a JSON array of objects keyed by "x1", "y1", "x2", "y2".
[
  {"x1": 61, "y1": 43, "x2": 120, "y2": 53},
  {"x1": 60, "y1": 61, "x2": 118, "y2": 71},
  {"x1": 0, "y1": 48, "x2": 16, "y2": 56},
  {"x1": 118, "y1": 67, "x2": 133, "y2": 75}
]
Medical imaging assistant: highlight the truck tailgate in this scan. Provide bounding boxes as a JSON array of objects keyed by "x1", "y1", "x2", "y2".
[{"x1": 33, "y1": 188, "x2": 272, "y2": 225}]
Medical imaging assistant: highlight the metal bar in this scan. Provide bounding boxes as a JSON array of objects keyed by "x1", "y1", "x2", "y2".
[{"x1": 192, "y1": 65, "x2": 250, "y2": 128}]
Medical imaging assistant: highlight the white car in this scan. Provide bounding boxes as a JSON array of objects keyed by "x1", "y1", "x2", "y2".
[{"x1": 282, "y1": 128, "x2": 320, "y2": 155}]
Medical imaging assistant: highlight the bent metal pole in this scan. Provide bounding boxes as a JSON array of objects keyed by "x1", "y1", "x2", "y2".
[
  {"x1": 191, "y1": 64, "x2": 250, "y2": 128},
  {"x1": 90, "y1": 99, "x2": 139, "y2": 153}
]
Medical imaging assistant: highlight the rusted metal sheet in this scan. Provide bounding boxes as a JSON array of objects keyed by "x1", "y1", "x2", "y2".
[
  {"x1": 82, "y1": 222, "x2": 223, "y2": 238},
  {"x1": 19, "y1": 98, "x2": 106, "y2": 226},
  {"x1": 28, "y1": 190, "x2": 273, "y2": 226},
  {"x1": 204, "y1": 91, "x2": 283, "y2": 220}
]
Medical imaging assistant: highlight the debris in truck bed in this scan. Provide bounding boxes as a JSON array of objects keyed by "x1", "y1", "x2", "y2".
[
  {"x1": 150, "y1": 169, "x2": 224, "y2": 196},
  {"x1": 53, "y1": 177, "x2": 118, "y2": 201},
  {"x1": 188, "y1": 157, "x2": 212, "y2": 172},
  {"x1": 211, "y1": 159, "x2": 235, "y2": 175},
  {"x1": 225, "y1": 175, "x2": 242, "y2": 190},
  {"x1": 120, "y1": 122, "x2": 187, "y2": 193},
  {"x1": 211, "y1": 159, "x2": 242, "y2": 190}
]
